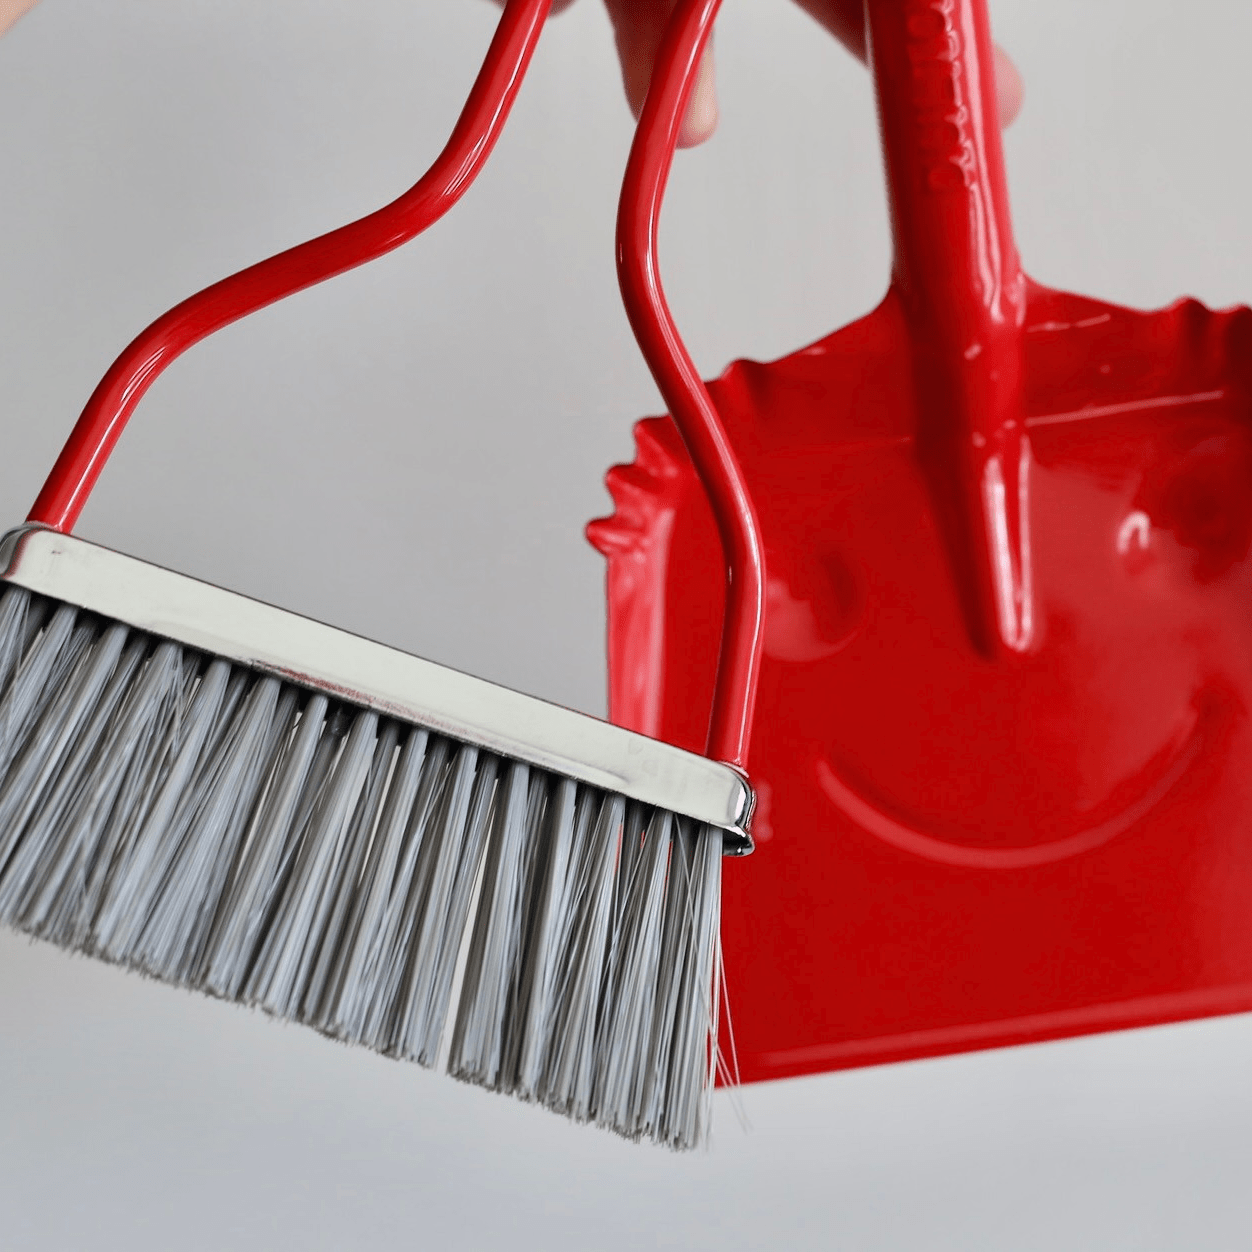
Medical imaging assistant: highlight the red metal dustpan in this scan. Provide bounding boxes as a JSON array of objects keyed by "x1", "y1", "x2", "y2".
[{"x1": 591, "y1": 0, "x2": 1252, "y2": 1086}]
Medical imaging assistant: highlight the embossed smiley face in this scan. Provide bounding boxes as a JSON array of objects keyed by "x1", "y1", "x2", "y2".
[{"x1": 593, "y1": 315, "x2": 1252, "y2": 869}]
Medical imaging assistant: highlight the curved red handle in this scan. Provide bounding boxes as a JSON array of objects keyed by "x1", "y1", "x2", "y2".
[
  {"x1": 616, "y1": 0, "x2": 764, "y2": 772},
  {"x1": 29, "y1": 0, "x2": 551, "y2": 533}
]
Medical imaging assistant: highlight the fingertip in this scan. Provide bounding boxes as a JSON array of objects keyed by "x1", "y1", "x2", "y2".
[
  {"x1": 606, "y1": 0, "x2": 718, "y2": 147},
  {"x1": 0, "y1": 0, "x2": 39, "y2": 36},
  {"x1": 994, "y1": 43, "x2": 1024, "y2": 128},
  {"x1": 677, "y1": 46, "x2": 719, "y2": 147}
]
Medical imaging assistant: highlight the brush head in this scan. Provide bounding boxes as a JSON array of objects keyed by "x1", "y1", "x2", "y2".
[{"x1": 0, "y1": 527, "x2": 745, "y2": 1149}]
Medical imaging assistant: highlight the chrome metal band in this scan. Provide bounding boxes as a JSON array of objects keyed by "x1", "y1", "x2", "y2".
[{"x1": 0, "y1": 526, "x2": 753, "y2": 854}]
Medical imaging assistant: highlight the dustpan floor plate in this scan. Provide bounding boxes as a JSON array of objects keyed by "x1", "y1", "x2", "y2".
[{"x1": 594, "y1": 284, "x2": 1252, "y2": 1082}]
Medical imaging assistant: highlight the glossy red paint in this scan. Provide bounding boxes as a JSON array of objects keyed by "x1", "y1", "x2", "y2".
[
  {"x1": 28, "y1": 0, "x2": 551, "y2": 533},
  {"x1": 593, "y1": 0, "x2": 1252, "y2": 1083},
  {"x1": 615, "y1": 0, "x2": 763, "y2": 770}
]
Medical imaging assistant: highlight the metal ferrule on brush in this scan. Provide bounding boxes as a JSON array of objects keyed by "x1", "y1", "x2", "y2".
[{"x1": 0, "y1": 527, "x2": 753, "y2": 853}]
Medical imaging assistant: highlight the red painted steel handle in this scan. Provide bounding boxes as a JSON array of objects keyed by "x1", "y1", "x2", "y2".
[
  {"x1": 868, "y1": 0, "x2": 1022, "y2": 344},
  {"x1": 866, "y1": 0, "x2": 1032, "y2": 655},
  {"x1": 616, "y1": 0, "x2": 764, "y2": 772},
  {"x1": 28, "y1": 0, "x2": 551, "y2": 533}
]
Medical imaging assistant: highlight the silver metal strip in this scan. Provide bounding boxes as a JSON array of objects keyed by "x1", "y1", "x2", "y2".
[{"x1": 0, "y1": 527, "x2": 753, "y2": 853}]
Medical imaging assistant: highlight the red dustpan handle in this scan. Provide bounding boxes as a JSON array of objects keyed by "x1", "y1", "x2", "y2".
[
  {"x1": 28, "y1": 0, "x2": 552, "y2": 535},
  {"x1": 616, "y1": 0, "x2": 764, "y2": 773},
  {"x1": 866, "y1": 0, "x2": 1032, "y2": 656}
]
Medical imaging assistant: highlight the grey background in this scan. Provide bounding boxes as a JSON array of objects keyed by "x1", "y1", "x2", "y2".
[{"x1": 2, "y1": 1, "x2": 1252, "y2": 1248}]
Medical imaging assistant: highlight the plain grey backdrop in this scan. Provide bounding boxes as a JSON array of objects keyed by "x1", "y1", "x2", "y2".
[{"x1": 2, "y1": 1, "x2": 1252, "y2": 1248}]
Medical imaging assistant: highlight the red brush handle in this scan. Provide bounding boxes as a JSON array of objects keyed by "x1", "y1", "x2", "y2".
[
  {"x1": 866, "y1": 0, "x2": 1032, "y2": 655},
  {"x1": 28, "y1": 0, "x2": 551, "y2": 534},
  {"x1": 616, "y1": 0, "x2": 764, "y2": 772}
]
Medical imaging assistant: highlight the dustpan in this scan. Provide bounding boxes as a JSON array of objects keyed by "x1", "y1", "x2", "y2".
[{"x1": 591, "y1": 0, "x2": 1252, "y2": 1085}]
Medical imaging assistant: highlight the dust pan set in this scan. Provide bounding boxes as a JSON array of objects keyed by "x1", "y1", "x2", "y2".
[{"x1": 2, "y1": 0, "x2": 1250, "y2": 1150}]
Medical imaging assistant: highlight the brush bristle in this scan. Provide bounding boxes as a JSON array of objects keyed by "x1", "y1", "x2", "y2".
[{"x1": 0, "y1": 584, "x2": 724, "y2": 1149}]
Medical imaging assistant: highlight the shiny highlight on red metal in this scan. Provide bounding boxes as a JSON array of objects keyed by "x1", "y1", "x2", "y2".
[{"x1": 611, "y1": 0, "x2": 763, "y2": 772}]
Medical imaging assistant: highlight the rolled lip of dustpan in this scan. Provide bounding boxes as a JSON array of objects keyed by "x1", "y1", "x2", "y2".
[{"x1": 0, "y1": 525, "x2": 753, "y2": 853}]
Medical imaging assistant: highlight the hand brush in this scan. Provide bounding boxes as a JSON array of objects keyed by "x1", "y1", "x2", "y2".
[
  {"x1": 0, "y1": 0, "x2": 752, "y2": 1150},
  {"x1": 594, "y1": 0, "x2": 1252, "y2": 1086}
]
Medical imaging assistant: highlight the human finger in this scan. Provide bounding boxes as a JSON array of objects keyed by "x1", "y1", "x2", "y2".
[
  {"x1": 0, "y1": 0, "x2": 39, "y2": 37},
  {"x1": 791, "y1": 0, "x2": 1022, "y2": 124},
  {"x1": 603, "y1": 0, "x2": 717, "y2": 147}
]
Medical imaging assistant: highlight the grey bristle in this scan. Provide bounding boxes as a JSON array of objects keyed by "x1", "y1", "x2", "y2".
[
  {"x1": 537, "y1": 791, "x2": 623, "y2": 1122},
  {"x1": 298, "y1": 717, "x2": 401, "y2": 1027},
  {"x1": 244, "y1": 708, "x2": 374, "y2": 1014},
  {"x1": 0, "y1": 584, "x2": 726, "y2": 1149},
  {"x1": 392, "y1": 748, "x2": 497, "y2": 1066},
  {"x1": 447, "y1": 759, "x2": 532, "y2": 1087},
  {"x1": 510, "y1": 776, "x2": 578, "y2": 1100},
  {"x1": 313, "y1": 724, "x2": 431, "y2": 1043},
  {"x1": 200, "y1": 692, "x2": 330, "y2": 999},
  {"x1": 137, "y1": 678, "x2": 289, "y2": 983},
  {"x1": 355, "y1": 734, "x2": 454, "y2": 1050},
  {"x1": 0, "y1": 604, "x2": 78, "y2": 766},
  {"x1": 92, "y1": 650, "x2": 223, "y2": 962},
  {"x1": 593, "y1": 808, "x2": 674, "y2": 1136},
  {"x1": 0, "y1": 629, "x2": 148, "y2": 939}
]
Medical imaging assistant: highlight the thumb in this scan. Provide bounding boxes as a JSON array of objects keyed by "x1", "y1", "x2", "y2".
[{"x1": 603, "y1": 0, "x2": 718, "y2": 147}]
